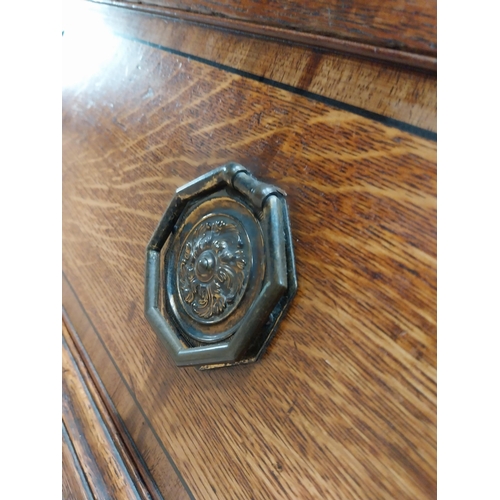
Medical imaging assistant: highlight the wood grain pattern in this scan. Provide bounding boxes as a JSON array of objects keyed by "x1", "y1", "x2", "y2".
[
  {"x1": 85, "y1": 2, "x2": 436, "y2": 132},
  {"x1": 63, "y1": 323, "x2": 151, "y2": 499},
  {"x1": 63, "y1": 317, "x2": 169, "y2": 499},
  {"x1": 90, "y1": 0, "x2": 436, "y2": 71},
  {"x1": 97, "y1": 0, "x2": 436, "y2": 58},
  {"x1": 62, "y1": 19, "x2": 436, "y2": 500},
  {"x1": 62, "y1": 422, "x2": 93, "y2": 500},
  {"x1": 63, "y1": 300, "x2": 193, "y2": 499}
]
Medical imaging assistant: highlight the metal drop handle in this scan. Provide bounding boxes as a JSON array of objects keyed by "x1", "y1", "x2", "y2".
[{"x1": 144, "y1": 163, "x2": 297, "y2": 369}]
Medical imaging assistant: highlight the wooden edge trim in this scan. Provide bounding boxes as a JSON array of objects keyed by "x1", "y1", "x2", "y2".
[
  {"x1": 87, "y1": 0, "x2": 437, "y2": 72},
  {"x1": 62, "y1": 272, "x2": 196, "y2": 499},
  {"x1": 62, "y1": 419, "x2": 95, "y2": 498},
  {"x1": 63, "y1": 310, "x2": 164, "y2": 500}
]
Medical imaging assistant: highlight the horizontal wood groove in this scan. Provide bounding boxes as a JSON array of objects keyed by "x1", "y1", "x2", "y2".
[
  {"x1": 79, "y1": 1, "x2": 436, "y2": 132},
  {"x1": 119, "y1": 33, "x2": 436, "y2": 141},
  {"x1": 88, "y1": 0, "x2": 437, "y2": 72}
]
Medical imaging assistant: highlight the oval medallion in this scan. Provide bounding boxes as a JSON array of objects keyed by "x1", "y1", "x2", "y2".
[{"x1": 177, "y1": 214, "x2": 252, "y2": 324}]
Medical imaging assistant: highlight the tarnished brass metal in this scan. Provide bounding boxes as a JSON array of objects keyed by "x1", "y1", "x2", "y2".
[{"x1": 144, "y1": 163, "x2": 297, "y2": 369}]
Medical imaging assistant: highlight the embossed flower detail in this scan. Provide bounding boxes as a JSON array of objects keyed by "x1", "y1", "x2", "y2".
[{"x1": 178, "y1": 220, "x2": 247, "y2": 320}]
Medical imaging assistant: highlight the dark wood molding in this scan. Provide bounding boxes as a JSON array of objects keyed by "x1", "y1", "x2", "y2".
[
  {"x1": 62, "y1": 420, "x2": 94, "y2": 499},
  {"x1": 63, "y1": 315, "x2": 164, "y2": 500},
  {"x1": 62, "y1": 273, "x2": 194, "y2": 499},
  {"x1": 88, "y1": 0, "x2": 437, "y2": 72}
]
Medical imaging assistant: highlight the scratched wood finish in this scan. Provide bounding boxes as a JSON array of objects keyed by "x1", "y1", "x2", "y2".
[
  {"x1": 86, "y1": 2, "x2": 436, "y2": 132},
  {"x1": 63, "y1": 323, "x2": 154, "y2": 499},
  {"x1": 62, "y1": 22, "x2": 436, "y2": 500},
  {"x1": 110, "y1": 0, "x2": 436, "y2": 56}
]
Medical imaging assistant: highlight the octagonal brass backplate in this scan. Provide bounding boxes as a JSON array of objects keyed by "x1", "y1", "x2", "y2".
[{"x1": 144, "y1": 163, "x2": 297, "y2": 369}]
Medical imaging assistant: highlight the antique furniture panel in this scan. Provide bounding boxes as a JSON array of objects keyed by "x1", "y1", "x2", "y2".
[
  {"x1": 63, "y1": 324, "x2": 152, "y2": 499},
  {"x1": 78, "y1": 3, "x2": 437, "y2": 131},
  {"x1": 63, "y1": 3, "x2": 436, "y2": 498},
  {"x1": 94, "y1": 0, "x2": 436, "y2": 66}
]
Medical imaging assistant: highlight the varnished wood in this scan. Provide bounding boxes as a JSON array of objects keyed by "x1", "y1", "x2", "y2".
[
  {"x1": 62, "y1": 422, "x2": 93, "y2": 500},
  {"x1": 63, "y1": 323, "x2": 154, "y2": 499},
  {"x1": 87, "y1": 2, "x2": 436, "y2": 132},
  {"x1": 63, "y1": 316, "x2": 169, "y2": 499},
  {"x1": 63, "y1": 290, "x2": 193, "y2": 499},
  {"x1": 93, "y1": 0, "x2": 436, "y2": 65},
  {"x1": 63, "y1": 18, "x2": 436, "y2": 500}
]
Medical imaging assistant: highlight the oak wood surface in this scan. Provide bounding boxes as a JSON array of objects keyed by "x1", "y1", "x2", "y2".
[
  {"x1": 76, "y1": 2, "x2": 436, "y2": 132},
  {"x1": 63, "y1": 323, "x2": 155, "y2": 499},
  {"x1": 90, "y1": 0, "x2": 436, "y2": 71},
  {"x1": 63, "y1": 304, "x2": 192, "y2": 499},
  {"x1": 63, "y1": 316, "x2": 170, "y2": 500},
  {"x1": 62, "y1": 13, "x2": 436, "y2": 500},
  {"x1": 62, "y1": 422, "x2": 93, "y2": 500},
  {"x1": 97, "y1": 0, "x2": 436, "y2": 58}
]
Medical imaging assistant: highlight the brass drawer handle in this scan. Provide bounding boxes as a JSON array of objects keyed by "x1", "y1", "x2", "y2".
[{"x1": 145, "y1": 163, "x2": 297, "y2": 369}]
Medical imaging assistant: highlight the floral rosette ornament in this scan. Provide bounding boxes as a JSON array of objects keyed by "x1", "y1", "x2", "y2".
[{"x1": 178, "y1": 219, "x2": 248, "y2": 322}]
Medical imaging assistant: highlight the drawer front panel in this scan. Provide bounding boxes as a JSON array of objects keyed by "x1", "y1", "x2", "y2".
[{"x1": 63, "y1": 10, "x2": 436, "y2": 499}]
